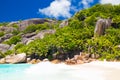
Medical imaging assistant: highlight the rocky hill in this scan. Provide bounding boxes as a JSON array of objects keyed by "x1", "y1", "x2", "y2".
[{"x1": 0, "y1": 4, "x2": 120, "y2": 64}]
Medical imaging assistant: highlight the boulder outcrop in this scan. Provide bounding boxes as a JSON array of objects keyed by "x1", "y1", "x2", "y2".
[
  {"x1": 0, "y1": 26, "x2": 17, "y2": 33},
  {"x1": 0, "y1": 33, "x2": 13, "y2": 43},
  {"x1": 8, "y1": 18, "x2": 57, "y2": 31},
  {"x1": 0, "y1": 58, "x2": 5, "y2": 64},
  {"x1": 5, "y1": 53, "x2": 27, "y2": 64},
  {"x1": 31, "y1": 29, "x2": 56, "y2": 39},
  {"x1": 21, "y1": 29, "x2": 56, "y2": 44},
  {"x1": 0, "y1": 44, "x2": 10, "y2": 53},
  {"x1": 94, "y1": 18, "x2": 112, "y2": 36},
  {"x1": 65, "y1": 53, "x2": 97, "y2": 65}
]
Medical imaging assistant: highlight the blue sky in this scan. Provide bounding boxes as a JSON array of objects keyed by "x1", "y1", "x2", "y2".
[{"x1": 0, "y1": 0, "x2": 120, "y2": 22}]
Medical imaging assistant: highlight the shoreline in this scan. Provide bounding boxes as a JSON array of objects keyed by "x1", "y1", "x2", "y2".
[
  {"x1": 1, "y1": 61, "x2": 120, "y2": 80},
  {"x1": 27, "y1": 61, "x2": 120, "y2": 80}
]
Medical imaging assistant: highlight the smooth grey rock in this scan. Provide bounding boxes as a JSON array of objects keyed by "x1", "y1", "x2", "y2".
[
  {"x1": 94, "y1": 18, "x2": 112, "y2": 36},
  {"x1": 12, "y1": 18, "x2": 56, "y2": 31},
  {"x1": 22, "y1": 32, "x2": 36, "y2": 38},
  {"x1": 0, "y1": 44, "x2": 10, "y2": 53},
  {"x1": 0, "y1": 33, "x2": 13, "y2": 43},
  {"x1": 0, "y1": 26, "x2": 17, "y2": 33},
  {"x1": 21, "y1": 38, "x2": 29, "y2": 44},
  {"x1": 9, "y1": 44, "x2": 15, "y2": 50},
  {"x1": 31, "y1": 29, "x2": 56, "y2": 39}
]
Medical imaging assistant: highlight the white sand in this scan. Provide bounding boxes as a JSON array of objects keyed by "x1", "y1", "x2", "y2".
[
  {"x1": 25, "y1": 61, "x2": 120, "y2": 80},
  {"x1": 73, "y1": 61, "x2": 120, "y2": 80}
]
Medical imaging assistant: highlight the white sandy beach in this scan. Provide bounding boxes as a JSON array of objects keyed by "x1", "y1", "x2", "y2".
[
  {"x1": 73, "y1": 61, "x2": 120, "y2": 80},
  {"x1": 25, "y1": 61, "x2": 120, "y2": 80}
]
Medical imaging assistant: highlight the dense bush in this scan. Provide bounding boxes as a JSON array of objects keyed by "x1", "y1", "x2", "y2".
[
  {"x1": 23, "y1": 23, "x2": 49, "y2": 33},
  {"x1": 0, "y1": 32, "x2": 5, "y2": 37},
  {"x1": 14, "y1": 43, "x2": 25, "y2": 50},
  {"x1": 12, "y1": 30, "x2": 20, "y2": 35},
  {"x1": 12, "y1": 24, "x2": 19, "y2": 29},
  {"x1": 15, "y1": 26, "x2": 94, "y2": 60},
  {"x1": 4, "y1": 35, "x2": 21, "y2": 45},
  {"x1": 0, "y1": 22, "x2": 9, "y2": 26}
]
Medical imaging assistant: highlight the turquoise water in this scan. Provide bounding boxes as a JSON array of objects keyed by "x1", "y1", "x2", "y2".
[{"x1": 0, "y1": 64, "x2": 32, "y2": 80}]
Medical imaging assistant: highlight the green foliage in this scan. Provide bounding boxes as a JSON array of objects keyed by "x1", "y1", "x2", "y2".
[
  {"x1": 4, "y1": 50, "x2": 13, "y2": 56},
  {"x1": 16, "y1": 26, "x2": 94, "y2": 58},
  {"x1": 12, "y1": 24, "x2": 19, "y2": 28},
  {"x1": 23, "y1": 23, "x2": 49, "y2": 33},
  {"x1": 16, "y1": 39, "x2": 49, "y2": 56},
  {"x1": 14, "y1": 43, "x2": 25, "y2": 50},
  {"x1": 12, "y1": 30, "x2": 20, "y2": 35},
  {"x1": 74, "y1": 10, "x2": 87, "y2": 21},
  {"x1": 69, "y1": 20, "x2": 84, "y2": 28},
  {"x1": 84, "y1": 27, "x2": 120, "y2": 60},
  {"x1": 84, "y1": 15, "x2": 97, "y2": 26},
  {"x1": 4, "y1": 35, "x2": 21, "y2": 45},
  {"x1": 23, "y1": 24, "x2": 37, "y2": 33},
  {"x1": 0, "y1": 51, "x2": 5, "y2": 58},
  {"x1": 2, "y1": 4, "x2": 120, "y2": 61},
  {"x1": 0, "y1": 22, "x2": 9, "y2": 26},
  {"x1": 0, "y1": 32, "x2": 5, "y2": 37}
]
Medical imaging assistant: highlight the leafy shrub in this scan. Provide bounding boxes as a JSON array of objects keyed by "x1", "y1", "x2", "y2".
[
  {"x1": 0, "y1": 51, "x2": 5, "y2": 58},
  {"x1": 14, "y1": 43, "x2": 25, "y2": 50},
  {"x1": 0, "y1": 22, "x2": 9, "y2": 26},
  {"x1": 0, "y1": 32, "x2": 5, "y2": 37},
  {"x1": 84, "y1": 15, "x2": 97, "y2": 26},
  {"x1": 12, "y1": 30, "x2": 20, "y2": 35},
  {"x1": 12, "y1": 24, "x2": 19, "y2": 29},
  {"x1": 4, "y1": 35, "x2": 21, "y2": 45},
  {"x1": 23, "y1": 24, "x2": 37, "y2": 33},
  {"x1": 23, "y1": 23, "x2": 49, "y2": 33},
  {"x1": 69, "y1": 20, "x2": 84, "y2": 29},
  {"x1": 16, "y1": 26, "x2": 94, "y2": 59},
  {"x1": 4, "y1": 50, "x2": 13, "y2": 56}
]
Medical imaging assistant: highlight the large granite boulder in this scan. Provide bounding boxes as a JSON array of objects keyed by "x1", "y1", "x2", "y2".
[
  {"x1": 21, "y1": 30, "x2": 56, "y2": 44},
  {"x1": 0, "y1": 26, "x2": 17, "y2": 33},
  {"x1": 31, "y1": 29, "x2": 56, "y2": 39},
  {"x1": 5, "y1": 53, "x2": 27, "y2": 64},
  {"x1": 8, "y1": 18, "x2": 56, "y2": 31},
  {"x1": 28, "y1": 59, "x2": 41, "y2": 64},
  {"x1": 22, "y1": 32, "x2": 36, "y2": 38},
  {"x1": 94, "y1": 18, "x2": 112, "y2": 36},
  {"x1": 0, "y1": 58, "x2": 5, "y2": 64},
  {"x1": 0, "y1": 44, "x2": 10, "y2": 53},
  {"x1": 0, "y1": 33, "x2": 13, "y2": 43}
]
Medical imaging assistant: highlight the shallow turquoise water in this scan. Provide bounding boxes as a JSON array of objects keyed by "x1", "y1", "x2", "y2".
[{"x1": 0, "y1": 64, "x2": 32, "y2": 80}]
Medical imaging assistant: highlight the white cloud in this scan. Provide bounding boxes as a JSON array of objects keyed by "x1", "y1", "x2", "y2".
[
  {"x1": 79, "y1": 0, "x2": 94, "y2": 8},
  {"x1": 100, "y1": 0, "x2": 120, "y2": 5},
  {"x1": 70, "y1": 6, "x2": 79, "y2": 12},
  {"x1": 39, "y1": 0, "x2": 71, "y2": 19}
]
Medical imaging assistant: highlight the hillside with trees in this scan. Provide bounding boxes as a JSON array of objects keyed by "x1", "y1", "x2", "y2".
[{"x1": 0, "y1": 4, "x2": 120, "y2": 64}]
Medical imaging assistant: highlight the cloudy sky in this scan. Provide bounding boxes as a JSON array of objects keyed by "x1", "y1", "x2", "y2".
[{"x1": 0, "y1": 0, "x2": 120, "y2": 22}]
